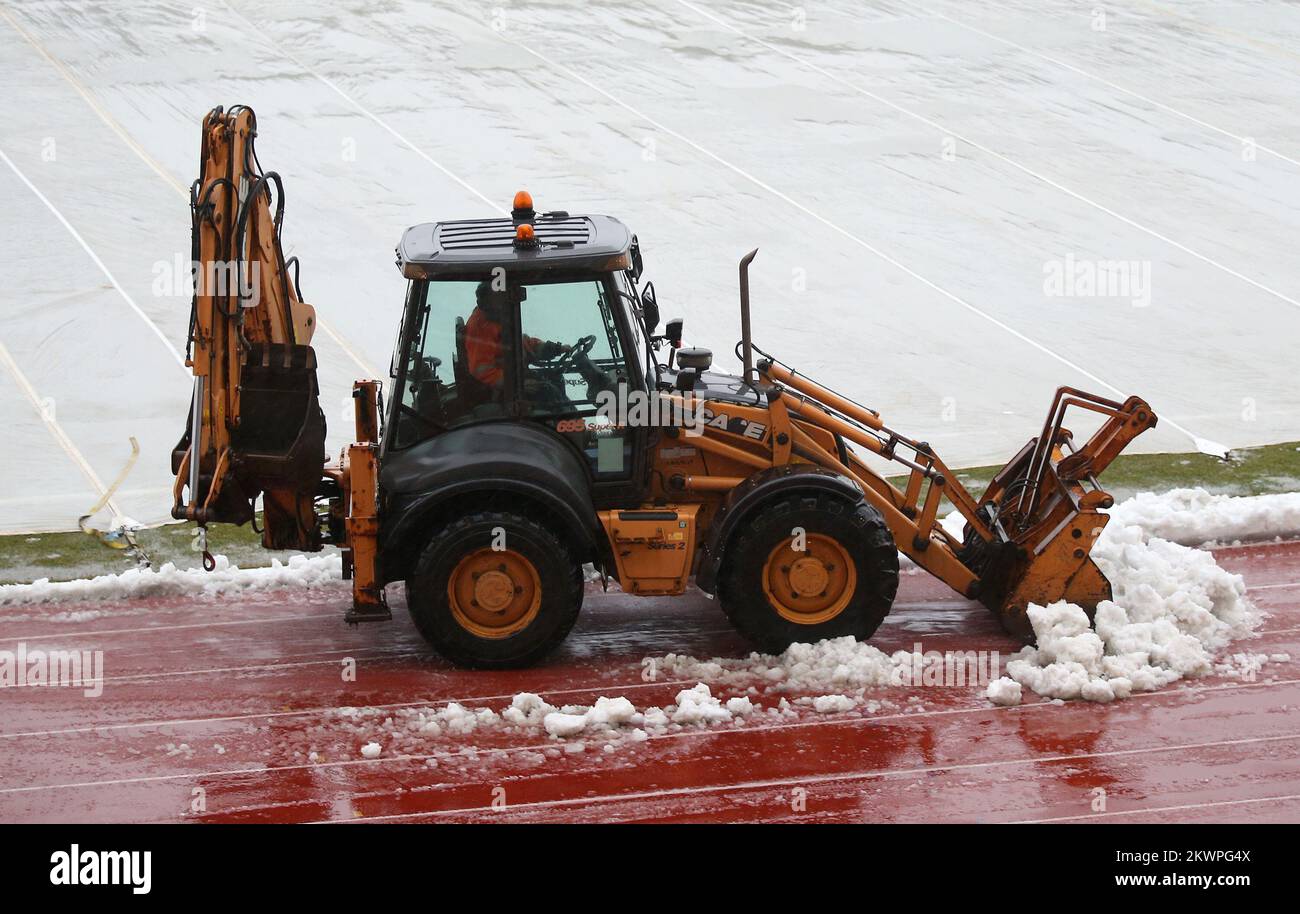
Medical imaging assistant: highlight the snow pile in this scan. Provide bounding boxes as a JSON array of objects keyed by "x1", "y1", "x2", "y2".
[
  {"x1": 657, "y1": 636, "x2": 902, "y2": 693},
  {"x1": 1106, "y1": 488, "x2": 1300, "y2": 545},
  {"x1": 993, "y1": 516, "x2": 1262, "y2": 703},
  {"x1": 656, "y1": 637, "x2": 972, "y2": 716},
  {"x1": 809, "y1": 694, "x2": 858, "y2": 713},
  {"x1": 0, "y1": 553, "x2": 343, "y2": 606},
  {"x1": 655, "y1": 636, "x2": 957, "y2": 715},
  {"x1": 338, "y1": 700, "x2": 503, "y2": 742},
  {"x1": 985, "y1": 677, "x2": 1022, "y2": 707},
  {"x1": 543, "y1": 695, "x2": 639, "y2": 737},
  {"x1": 330, "y1": 683, "x2": 802, "y2": 758}
]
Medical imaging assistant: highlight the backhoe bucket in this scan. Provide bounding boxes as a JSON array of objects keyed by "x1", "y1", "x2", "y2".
[
  {"x1": 171, "y1": 343, "x2": 326, "y2": 546},
  {"x1": 961, "y1": 388, "x2": 1158, "y2": 642}
]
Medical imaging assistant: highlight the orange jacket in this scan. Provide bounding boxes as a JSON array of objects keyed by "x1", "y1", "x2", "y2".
[{"x1": 464, "y1": 307, "x2": 540, "y2": 386}]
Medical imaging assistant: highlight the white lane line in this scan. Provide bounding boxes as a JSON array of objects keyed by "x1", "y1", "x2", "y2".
[
  {"x1": 0, "y1": 612, "x2": 338, "y2": 644},
  {"x1": 927, "y1": 7, "x2": 1300, "y2": 169},
  {"x1": 333, "y1": 731, "x2": 1300, "y2": 822},
  {"x1": 459, "y1": 8, "x2": 1217, "y2": 453},
  {"x1": 674, "y1": 0, "x2": 1300, "y2": 317},
  {"x1": 1016, "y1": 791, "x2": 1300, "y2": 824},
  {"x1": 0, "y1": 340, "x2": 121, "y2": 518},
  {"x1": 0, "y1": 677, "x2": 703, "y2": 740},
  {"x1": 0, "y1": 5, "x2": 379, "y2": 380},
  {"x1": 0, "y1": 148, "x2": 185, "y2": 368},
  {"x1": 1250, "y1": 581, "x2": 1300, "y2": 591}
]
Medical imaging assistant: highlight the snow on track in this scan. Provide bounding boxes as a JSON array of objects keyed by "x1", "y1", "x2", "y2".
[
  {"x1": 0, "y1": 554, "x2": 342, "y2": 607},
  {"x1": 1109, "y1": 487, "x2": 1300, "y2": 546}
]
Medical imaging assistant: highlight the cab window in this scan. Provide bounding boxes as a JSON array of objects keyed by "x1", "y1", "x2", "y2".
[
  {"x1": 517, "y1": 277, "x2": 633, "y2": 479},
  {"x1": 393, "y1": 279, "x2": 510, "y2": 448}
]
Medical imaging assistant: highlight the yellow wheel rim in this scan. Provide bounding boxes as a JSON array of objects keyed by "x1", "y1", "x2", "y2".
[
  {"x1": 447, "y1": 548, "x2": 542, "y2": 639},
  {"x1": 763, "y1": 534, "x2": 857, "y2": 625}
]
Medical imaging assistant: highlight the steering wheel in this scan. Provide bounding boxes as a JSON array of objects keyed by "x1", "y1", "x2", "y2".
[
  {"x1": 551, "y1": 334, "x2": 597, "y2": 374},
  {"x1": 407, "y1": 355, "x2": 441, "y2": 388}
]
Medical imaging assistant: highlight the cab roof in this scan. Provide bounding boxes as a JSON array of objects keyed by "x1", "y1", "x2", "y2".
[{"x1": 396, "y1": 213, "x2": 634, "y2": 280}]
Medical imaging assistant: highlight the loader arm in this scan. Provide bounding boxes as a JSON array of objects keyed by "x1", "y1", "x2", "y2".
[
  {"x1": 755, "y1": 354, "x2": 1156, "y2": 639},
  {"x1": 707, "y1": 250, "x2": 1158, "y2": 642}
]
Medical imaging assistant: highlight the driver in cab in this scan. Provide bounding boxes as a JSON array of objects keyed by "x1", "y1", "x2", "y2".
[{"x1": 464, "y1": 281, "x2": 570, "y2": 403}]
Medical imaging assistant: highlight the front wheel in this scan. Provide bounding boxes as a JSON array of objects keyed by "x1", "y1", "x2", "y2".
[
  {"x1": 718, "y1": 494, "x2": 899, "y2": 653},
  {"x1": 406, "y1": 511, "x2": 582, "y2": 668}
]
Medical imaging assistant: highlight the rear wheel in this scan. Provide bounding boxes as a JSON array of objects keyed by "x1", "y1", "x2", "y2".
[
  {"x1": 718, "y1": 494, "x2": 898, "y2": 653},
  {"x1": 406, "y1": 511, "x2": 582, "y2": 668}
]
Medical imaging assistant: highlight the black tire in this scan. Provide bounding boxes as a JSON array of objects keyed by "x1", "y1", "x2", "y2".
[
  {"x1": 718, "y1": 493, "x2": 898, "y2": 653},
  {"x1": 406, "y1": 511, "x2": 582, "y2": 668}
]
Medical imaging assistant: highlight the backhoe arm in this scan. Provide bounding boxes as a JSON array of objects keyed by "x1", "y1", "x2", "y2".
[{"x1": 170, "y1": 105, "x2": 327, "y2": 553}]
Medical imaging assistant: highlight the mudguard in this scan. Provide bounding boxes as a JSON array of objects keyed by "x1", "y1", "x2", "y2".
[
  {"x1": 694, "y1": 464, "x2": 866, "y2": 595},
  {"x1": 379, "y1": 422, "x2": 602, "y2": 581}
]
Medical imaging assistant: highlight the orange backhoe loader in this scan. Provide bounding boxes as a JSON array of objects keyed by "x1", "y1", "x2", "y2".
[{"x1": 173, "y1": 106, "x2": 1157, "y2": 667}]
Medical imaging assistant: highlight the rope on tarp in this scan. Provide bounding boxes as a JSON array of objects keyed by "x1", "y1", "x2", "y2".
[{"x1": 78, "y1": 436, "x2": 151, "y2": 569}]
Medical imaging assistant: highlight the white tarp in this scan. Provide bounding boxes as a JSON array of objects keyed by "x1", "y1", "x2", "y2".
[{"x1": 2, "y1": 0, "x2": 1298, "y2": 533}]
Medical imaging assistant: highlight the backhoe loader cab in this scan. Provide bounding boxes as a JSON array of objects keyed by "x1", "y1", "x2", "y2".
[
  {"x1": 173, "y1": 108, "x2": 1158, "y2": 669},
  {"x1": 387, "y1": 198, "x2": 654, "y2": 460}
]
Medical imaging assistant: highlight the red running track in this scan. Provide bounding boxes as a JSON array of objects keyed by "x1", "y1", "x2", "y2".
[{"x1": 1, "y1": 541, "x2": 1298, "y2": 824}]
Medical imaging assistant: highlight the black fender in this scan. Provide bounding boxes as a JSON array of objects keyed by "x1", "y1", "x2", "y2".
[
  {"x1": 379, "y1": 423, "x2": 601, "y2": 582},
  {"x1": 694, "y1": 464, "x2": 866, "y2": 595}
]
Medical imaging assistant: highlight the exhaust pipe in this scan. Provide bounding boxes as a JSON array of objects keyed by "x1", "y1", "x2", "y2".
[{"x1": 738, "y1": 248, "x2": 758, "y2": 386}]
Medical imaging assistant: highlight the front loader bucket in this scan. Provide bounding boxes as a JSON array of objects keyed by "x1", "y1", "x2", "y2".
[
  {"x1": 962, "y1": 387, "x2": 1157, "y2": 642},
  {"x1": 970, "y1": 506, "x2": 1115, "y2": 642}
]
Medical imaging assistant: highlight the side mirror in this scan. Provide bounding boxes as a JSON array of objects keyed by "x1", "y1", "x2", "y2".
[
  {"x1": 665, "y1": 317, "x2": 683, "y2": 347},
  {"x1": 641, "y1": 281, "x2": 659, "y2": 334},
  {"x1": 630, "y1": 235, "x2": 644, "y2": 281}
]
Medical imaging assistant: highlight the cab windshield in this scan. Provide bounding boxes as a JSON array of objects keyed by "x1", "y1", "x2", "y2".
[{"x1": 391, "y1": 275, "x2": 633, "y2": 454}]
